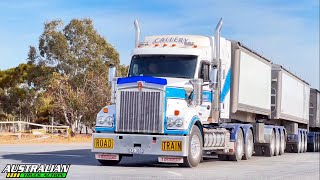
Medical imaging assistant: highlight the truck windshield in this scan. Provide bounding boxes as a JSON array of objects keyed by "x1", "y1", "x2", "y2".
[{"x1": 128, "y1": 55, "x2": 197, "y2": 79}]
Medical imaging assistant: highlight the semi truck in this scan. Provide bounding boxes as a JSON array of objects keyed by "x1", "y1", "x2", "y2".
[{"x1": 92, "y1": 19, "x2": 320, "y2": 167}]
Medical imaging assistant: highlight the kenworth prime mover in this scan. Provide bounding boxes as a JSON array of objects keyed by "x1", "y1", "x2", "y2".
[{"x1": 92, "y1": 19, "x2": 320, "y2": 167}]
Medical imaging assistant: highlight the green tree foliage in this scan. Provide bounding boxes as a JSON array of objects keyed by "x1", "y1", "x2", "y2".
[
  {"x1": 38, "y1": 18, "x2": 120, "y2": 134},
  {"x1": 0, "y1": 18, "x2": 128, "y2": 135}
]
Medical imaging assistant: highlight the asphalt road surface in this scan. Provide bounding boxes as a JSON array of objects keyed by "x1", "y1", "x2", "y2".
[{"x1": 0, "y1": 144, "x2": 319, "y2": 180}]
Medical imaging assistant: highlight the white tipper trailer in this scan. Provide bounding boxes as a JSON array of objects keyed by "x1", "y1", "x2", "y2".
[{"x1": 92, "y1": 19, "x2": 318, "y2": 167}]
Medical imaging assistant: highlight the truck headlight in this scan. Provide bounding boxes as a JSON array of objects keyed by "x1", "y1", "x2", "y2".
[
  {"x1": 98, "y1": 116, "x2": 106, "y2": 125},
  {"x1": 167, "y1": 118, "x2": 174, "y2": 127},
  {"x1": 175, "y1": 118, "x2": 183, "y2": 127},
  {"x1": 105, "y1": 116, "x2": 114, "y2": 127},
  {"x1": 97, "y1": 116, "x2": 114, "y2": 127}
]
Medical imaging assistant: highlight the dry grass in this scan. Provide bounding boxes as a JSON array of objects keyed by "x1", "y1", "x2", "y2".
[{"x1": 0, "y1": 133, "x2": 91, "y2": 144}]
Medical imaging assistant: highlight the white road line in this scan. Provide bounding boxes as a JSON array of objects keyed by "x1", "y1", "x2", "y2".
[{"x1": 166, "y1": 171, "x2": 183, "y2": 176}]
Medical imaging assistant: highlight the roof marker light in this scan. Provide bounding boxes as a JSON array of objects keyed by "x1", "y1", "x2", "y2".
[
  {"x1": 172, "y1": 44, "x2": 176, "y2": 47},
  {"x1": 163, "y1": 43, "x2": 168, "y2": 47},
  {"x1": 154, "y1": 44, "x2": 159, "y2": 47},
  {"x1": 193, "y1": 45, "x2": 198, "y2": 48}
]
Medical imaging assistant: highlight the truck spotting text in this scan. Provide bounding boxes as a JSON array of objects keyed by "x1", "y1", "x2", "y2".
[{"x1": 91, "y1": 19, "x2": 320, "y2": 167}]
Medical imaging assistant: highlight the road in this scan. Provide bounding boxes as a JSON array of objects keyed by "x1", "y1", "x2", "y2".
[{"x1": 0, "y1": 144, "x2": 319, "y2": 180}]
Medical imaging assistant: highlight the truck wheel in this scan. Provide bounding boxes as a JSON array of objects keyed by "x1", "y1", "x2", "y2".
[
  {"x1": 229, "y1": 128, "x2": 244, "y2": 161},
  {"x1": 303, "y1": 133, "x2": 307, "y2": 153},
  {"x1": 316, "y1": 135, "x2": 319, "y2": 152},
  {"x1": 266, "y1": 130, "x2": 275, "y2": 157},
  {"x1": 300, "y1": 134, "x2": 304, "y2": 153},
  {"x1": 242, "y1": 129, "x2": 253, "y2": 160},
  {"x1": 97, "y1": 155, "x2": 122, "y2": 166},
  {"x1": 274, "y1": 131, "x2": 280, "y2": 156},
  {"x1": 315, "y1": 134, "x2": 320, "y2": 152},
  {"x1": 279, "y1": 130, "x2": 285, "y2": 155},
  {"x1": 180, "y1": 126, "x2": 203, "y2": 167}
]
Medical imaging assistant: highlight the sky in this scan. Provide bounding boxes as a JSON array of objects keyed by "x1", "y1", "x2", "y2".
[{"x1": 0, "y1": 0, "x2": 319, "y2": 88}]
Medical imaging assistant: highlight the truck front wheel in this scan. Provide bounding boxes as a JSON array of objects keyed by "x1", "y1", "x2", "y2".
[{"x1": 180, "y1": 126, "x2": 203, "y2": 167}]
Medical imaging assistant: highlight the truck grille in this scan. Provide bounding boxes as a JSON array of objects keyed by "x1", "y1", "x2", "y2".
[{"x1": 117, "y1": 90, "x2": 163, "y2": 133}]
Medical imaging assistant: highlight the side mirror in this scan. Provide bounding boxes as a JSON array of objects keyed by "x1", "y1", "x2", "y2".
[{"x1": 108, "y1": 66, "x2": 116, "y2": 82}]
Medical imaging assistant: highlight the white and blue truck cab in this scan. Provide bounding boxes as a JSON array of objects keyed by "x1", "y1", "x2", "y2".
[{"x1": 92, "y1": 19, "x2": 316, "y2": 167}]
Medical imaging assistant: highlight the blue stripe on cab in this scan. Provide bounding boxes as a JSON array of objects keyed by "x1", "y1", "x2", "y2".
[
  {"x1": 220, "y1": 68, "x2": 231, "y2": 103},
  {"x1": 166, "y1": 87, "x2": 185, "y2": 99},
  {"x1": 166, "y1": 87, "x2": 212, "y2": 102},
  {"x1": 117, "y1": 76, "x2": 167, "y2": 85}
]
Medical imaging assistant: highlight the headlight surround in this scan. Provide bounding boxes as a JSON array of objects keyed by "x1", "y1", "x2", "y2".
[
  {"x1": 175, "y1": 118, "x2": 183, "y2": 127},
  {"x1": 97, "y1": 115, "x2": 114, "y2": 127},
  {"x1": 166, "y1": 116, "x2": 185, "y2": 129}
]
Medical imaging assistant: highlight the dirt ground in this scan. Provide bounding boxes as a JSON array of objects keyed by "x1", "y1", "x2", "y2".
[{"x1": 0, "y1": 133, "x2": 91, "y2": 144}]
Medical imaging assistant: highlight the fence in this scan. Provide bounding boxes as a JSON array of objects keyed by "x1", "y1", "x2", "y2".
[{"x1": 0, "y1": 121, "x2": 70, "y2": 139}]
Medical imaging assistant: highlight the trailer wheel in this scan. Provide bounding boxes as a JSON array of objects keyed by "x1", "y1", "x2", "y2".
[
  {"x1": 242, "y1": 129, "x2": 253, "y2": 160},
  {"x1": 316, "y1": 135, "x2": 319, "y2": 152},
  {"x1": 300, "y1": 134, "x2": 304, "y2": 153},
  {"x1": 274, "y1": 130, "x2": 280, "y2": 156},
  {"x1": 266, "y1": 130, "x2": 275, "y2": 157},
  {"x1": 303, "y1": 133, "x2": 307, "y2": 153},
  {"x1": 180, "y1": 126, "x2": 203, "y2": 167},
  {"x1": 279, "y1": 130, "x2": 285, "y2": 155},
  {"x1": 229, "y1": 128, "x2": 244, "y2": 161},
  {"x1": 97, "y1": 155, "x2": 122, "y2": 166}
]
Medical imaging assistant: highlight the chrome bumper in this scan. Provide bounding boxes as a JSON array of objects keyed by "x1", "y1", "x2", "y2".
[{"x1": 92, "y1": 133, "x2": 189, "y2": 156}]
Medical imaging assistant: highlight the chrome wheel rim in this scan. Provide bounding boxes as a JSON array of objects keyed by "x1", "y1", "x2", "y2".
[
  {"x1": 298, "y1": 135, "x2": 302, "y2": 152},
  {"x1": 276, "y1": 134, "x2": 280, "y2": 154},
  {"x1": 280, "y1": 133, "x2": 284, "y2": 153},
  {"x1": 191, "y1": 134, "x2": 201, "y2": 159},
  {"x1": 247, "y1": 133, "x2": 253, "y2": 157},
  {"x1": 270, "y1": 133, "x2": 275, "y2": 154},
  {"x1": 237, "y1": 133, "x2": 243, "y2": 156}
]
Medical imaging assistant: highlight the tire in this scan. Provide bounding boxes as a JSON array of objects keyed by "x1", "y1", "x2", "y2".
[
  {"x1": 242, "y1": 129, "x2": 253, "y2": 160},
  {"x1": 229, "y1": 128, "x2": 244, "y2": 161},
  {"x1": 180, "y1": 126, "x2": 203, "y2": 167},
  {"x1": 315, "y1": 134, "x2": 320, "y2": 152},
  {"x1": 274, "y1": 130, "x2": 280, "y2": 156},
  {"x1": 316, "y1": 135, "x2": 319, "y2": 152},
  {"x1": 98, "y1": 155, "x2": 122, "y2": 166},
  {"x1": 294, "y1": 133, "x2": 301, "y2": 153},
  {"x1": 303, "y1": 133, "x2": 307, "y2": 153},
  {"x1": 266, "y1": 130, "x2": 275, "y2": 157},
  {"x1": 279, "y1": 130, "x2": 285, "y2": 155},
  {"x1": 300, "y1": 134, "x2": 304, "y2": 153}
]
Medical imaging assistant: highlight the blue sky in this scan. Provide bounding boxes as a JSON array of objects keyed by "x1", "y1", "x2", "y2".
[{"x1": 0, "y1": 0, "x2": 319, "y2": 88}]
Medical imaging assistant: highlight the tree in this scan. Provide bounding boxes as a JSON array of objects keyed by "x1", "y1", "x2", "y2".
[
  {"x1": 38, "y1": 18, "x2": 120, "y2": 134},
  {"x1": 27, "y1": 46, "x2": 37, "y2": 65}
]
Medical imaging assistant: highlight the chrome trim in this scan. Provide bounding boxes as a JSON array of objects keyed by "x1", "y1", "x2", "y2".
[{"x1": 116, "y1": 86, "x2": 164, "y2": 133}]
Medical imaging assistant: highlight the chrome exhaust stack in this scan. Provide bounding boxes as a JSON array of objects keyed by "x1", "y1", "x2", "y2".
[
  {"x1": 210, "y1": 18, "x2": 223, "y2": 123},
  {"x1": 134, "y1": 19, "x2": 141, "y2": 48}
]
